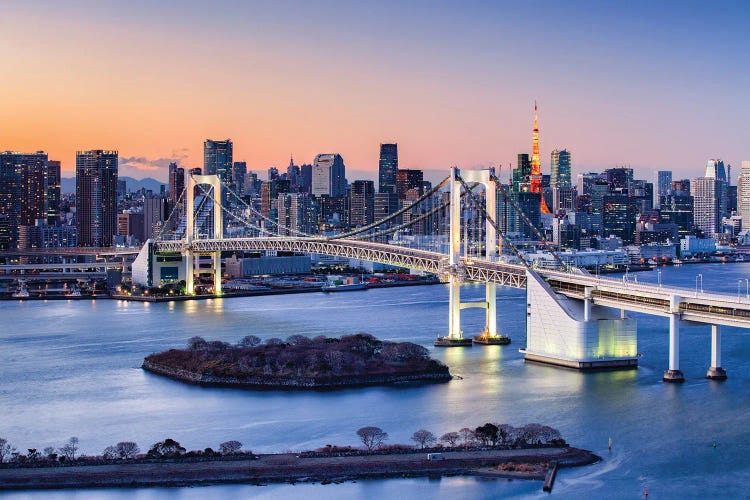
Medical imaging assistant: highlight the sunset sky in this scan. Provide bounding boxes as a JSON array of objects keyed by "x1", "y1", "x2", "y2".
[{"x1": 1, "y1": 1, "x2": 749, "y2": 183}]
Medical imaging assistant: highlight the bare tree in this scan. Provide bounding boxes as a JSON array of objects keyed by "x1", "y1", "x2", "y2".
[
  {"x1": 59, "y1": 437, "x2": 79, "y2": 461},
  {"x1": 102, "y1": 446, "x2": 119, "y2": 459},
  {"x1": 496, "y1": 424, "x2": 516, "y2": 446},
  {"x1": 219, "y1": 440, "x2": 243, "y2": 455},
  {"x1": 0, "y1": 438, "x2": 16, "y2": 463},
  {"x1": 411, "y1": 429, "x2": 437, "y2": 449},
  {"x1": 43, "y1": 447, "x2": 56, "y2": 460},
  {"x1": 440, "y1": 432, "x2": 460, "y2": 448},
  {"x1": 115, "y1": 442, "x2": 140, "y2": 459},
  {"x1": 356, "y1": 426, "x2": 389, "y2": 452},
  {"x1": 459, "y1": 428, "x2": 475, "y2": 448}
]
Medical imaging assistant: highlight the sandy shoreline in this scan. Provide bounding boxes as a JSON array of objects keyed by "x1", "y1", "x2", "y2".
[{"x1": 0, "y1": 447, "x2": 598, "y2": 491}]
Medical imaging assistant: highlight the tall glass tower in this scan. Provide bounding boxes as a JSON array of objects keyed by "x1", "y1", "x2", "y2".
[
  {"x1": 203, "y1": 139, "x2": 233, "y2": 186},
  {"x1": 550, "y1": 149, "x2": 571, "y2": 188},
  {"x1": 378, "y1": 143, "x2": 398, "y2": 194}
]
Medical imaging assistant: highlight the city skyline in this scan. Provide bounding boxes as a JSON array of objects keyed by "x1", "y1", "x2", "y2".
[{"x1": 2, "y1": 1, "x2": 749, "y2": 182}]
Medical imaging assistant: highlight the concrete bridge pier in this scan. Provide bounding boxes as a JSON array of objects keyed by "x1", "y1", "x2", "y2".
[
  {"x1": 212, "y1": 251, "x2": 222, "y2": 295},
  {"x1": 663, "y1": 294, "x2": 685, "y2": 383},
  {"x1": 706, "y1": 325, "x2": 727, "y2": 380},
  {"x1": 185, "y1": 249, "x2": 194, "y2": 295}
]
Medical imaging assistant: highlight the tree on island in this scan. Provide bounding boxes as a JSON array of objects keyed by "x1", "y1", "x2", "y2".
[
  {"x1": 440, "y1": 432, "x2": 460, "y2": 448},
  {"x1": 59, "y1": 437, "x2": 79, "y2": 461},
  {"x1": 218, "y1": 440, "x2": 243, "y2": 455},
  {"x1": 102, "y1": 446, "x2": 119, "y2": 459},
  {"x1": 474, "y1": 423, "x2": 499, "y2": 446},
  {"x1": 0, "y1": 438, "x2": 16, "y2": 463},
  {"x1": 356, "y1": 426, "x2": 388, "y2": 452},
  {"x1": 459, "y1": 427, "x2": 475, "y2": 448},
  {"x1": 238, "y1": 335, "x2": 261, "y2": 347},
  {"x1": 411, "y1": 429, "x2": 437, "y2": 449},
  {"x1": 147, "y1": 438, "x2": 186, "y2": 458},
  {"x1": 115, "y1": 442, "x2": 140, "y2": 459}
]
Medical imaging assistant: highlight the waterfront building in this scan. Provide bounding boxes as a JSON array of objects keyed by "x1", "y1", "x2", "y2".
[
  {"x1": 658, "y1": 192, "x2": 694, "y2": 237},
  {"x1": 602, "y1": 194, "x2": 637, "y2": 244},
  {"x1": 378, "y1": 143, "x2": 398, "y2": 194},
  {"x1": 740, "y1": 160, "x2": 750, "y2": 225},
  {"x1": 312, "y1": 153, "x2": 346, "y2": 197},
  {"x1": 692, "y1": 176, "x2": 724, "y2": 237},
  {"x1": 680, "y1": 235, "x2": 716, "y2": 256},
  {"x1": 76, "y1": 150, "x2": 118, "y2": 247},
  {"x1": 656, "y1": 170, "x2": 672, "y2": 208},
  {"x1": 203, "y1": 139, "x2": 233, "y2": 186},
  {"x1": 349, "y1": 180, "x2": 375, "y2": 227}
]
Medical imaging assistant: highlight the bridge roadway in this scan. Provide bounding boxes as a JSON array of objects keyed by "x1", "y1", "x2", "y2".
[{"x1": 155, "y1": 236, "x2": 750, "y2": 329}]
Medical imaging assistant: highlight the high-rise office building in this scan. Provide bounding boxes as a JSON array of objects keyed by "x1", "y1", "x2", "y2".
[
  {"x1": 277, "y1": 193, "x2": 316, "y2": 235},
  {"x1": 740, "y1": 160, "x2": 750, "y2": 224},
  {"x1": 512, "y1": 153, "x2": 532, "y2": 194},
  {"x1": 378, "y1": 143, "x2": 398, "y2": 194},
  {"x1": 395, "y1": 169, "x2": 424, "y2": 200},
  {"x1": 143, "y1": 196, "x2": 166, "y2": 240},
  {"x1": 692, "y1": 176, "x2": 723, "y2": 237},
  {"x1": 656, "y1": 171, "x2": 672, "y2": 207},
  {"x1": 233, "y1": 161, "x2": 247, "y2": 194},
  {"x1": 312, "y1": 154, "x2": 346, "y2": 197},
  {"x1": 203, "y1": 139, "x2": 233, "y2": 185},
  {"x1": 602, "y1": 194, "x2": 637, "y2": 244},
  {"x1": 46, "y1": 160, "x2": 61, "y2": 225},
  {"x1": 76, "y1": 150, "x2": 118, "y2": 246},
  {"x1": 299, "y1": 164, "x2": 313, "y2": 193},
  {"x1": 550, "y1": 149, "x2": 571, "y2": 188},
  {"x1": 168, "y1": 162, "x2": 185, "y2": 205},
  {"x1": 605, "y1": 167, "x2": 633, "y2": 193},
  {"x1": 349, "y1": 180, "x2": 375, "y2": 227},
  {"x1": 0, "y1": 151, "x2": 61, "y2": 249},
  {"x1": 285, "y1": 156, "x2": 300, "y2": 192},
  {"x1": 660, "y1": 192, "x2": 694, "y2": 237}
]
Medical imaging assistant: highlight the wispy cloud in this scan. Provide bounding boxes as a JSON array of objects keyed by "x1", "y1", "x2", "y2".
[{"x1": 118, "y1": 149, "x2": 191, "y2": 181}]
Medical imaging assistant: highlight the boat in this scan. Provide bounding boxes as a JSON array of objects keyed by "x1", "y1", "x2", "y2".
[{"x1": 321, "y1": 282, "x2": 368, "y2": 292}]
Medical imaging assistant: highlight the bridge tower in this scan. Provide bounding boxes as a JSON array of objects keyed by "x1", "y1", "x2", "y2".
[
  {"x1": 436, "y1": 167, "x2": 503, "y2": 346},
  {"x1": 184, "y1": 173, "x2": 223, "y2": 295}
]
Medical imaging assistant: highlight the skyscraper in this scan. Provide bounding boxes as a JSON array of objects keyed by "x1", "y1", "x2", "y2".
[
  {"x1": 395, "y1": 169, "x2": 424, "y2": 200},
  {"x1": 312, "y1": 154, "x2": 346, "y2": 197},
  {"x1": 349, "y1": 180, "x2": 375, "y2": 227},
  {"x1": 232, "y1": 161, "x2": 247, "y2": 194},
  {"x1": 656, "y1": 171, "x2": 672, "y2": 207},
  {"x1": 739, "y1": 160, "x2": 750, "y2": 224},
  {"x1": 203, "y1": 139, "x2": 233, "y2": 186},
  {"x1": 378, "y1": 143, "x2": 398, "y2": 194},
  {"x1": 76, "y1": 150, "x2": 118, "y2": 246},
  {"x1": 168, "y1": 162, "x2": 185, "y2": 205},
  {"x1": 692, "y1": 176, "x2": 722, "y2": 237},
  {"x1": 550, "y1": 149, "x2": 571, "y2": 188},
  {"x1": 0, "y1": 151, "x2": 60, "y2": 248},
  {"x1": 46, "y1": 160, "x2": 61, "y2": 225}
]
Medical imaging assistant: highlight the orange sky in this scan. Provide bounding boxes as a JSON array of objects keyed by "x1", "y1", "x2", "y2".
[{"x1": 2, "y1": 2, "x2": 748, "y2": 182}]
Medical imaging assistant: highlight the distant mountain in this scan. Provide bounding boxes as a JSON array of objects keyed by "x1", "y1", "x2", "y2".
[{"x1": 61, "y1": 176, "x2": 166, "y2": 194}]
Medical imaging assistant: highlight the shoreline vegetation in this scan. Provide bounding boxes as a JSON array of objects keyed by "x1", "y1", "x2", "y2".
[
  {"x1": 0, "y1": 424, "x2": 599, "y2": 491},
  {"x1": 142, "y1": 334, "x2": 452, "y2": 389}
]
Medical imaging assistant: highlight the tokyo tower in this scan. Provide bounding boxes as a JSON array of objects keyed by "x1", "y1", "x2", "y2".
[{"x1": 530, "y1": 102, "x2": 551, "y2": 214}]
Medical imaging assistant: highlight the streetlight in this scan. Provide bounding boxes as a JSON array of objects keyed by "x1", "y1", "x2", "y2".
[
  {"x1": 738, "y1": 279, "x2": 742, "y2": 302},
  {"x1": 745, "y1": 278, "x2": 749, "y2": 300},
  {"x1": 695, "y1": 274, "x2": 703, "y2": 297}
]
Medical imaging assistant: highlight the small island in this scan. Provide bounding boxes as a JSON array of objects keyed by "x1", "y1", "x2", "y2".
[{"x1": 143, "y1": 333, "x2": 452, "y2": 388}]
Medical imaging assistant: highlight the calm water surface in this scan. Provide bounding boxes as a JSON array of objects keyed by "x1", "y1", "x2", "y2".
[{"x1": 2, "y1": 263, "x2": 750, "y2": 499}]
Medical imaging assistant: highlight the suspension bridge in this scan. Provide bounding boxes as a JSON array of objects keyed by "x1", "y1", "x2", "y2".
[{"x1": 133, "y1": 167, "x2": 750, "y2": 382}]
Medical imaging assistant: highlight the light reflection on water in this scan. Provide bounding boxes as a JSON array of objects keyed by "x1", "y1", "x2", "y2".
[{"x1": 1, "y1": 263, "x2": 750, "y2": 498}]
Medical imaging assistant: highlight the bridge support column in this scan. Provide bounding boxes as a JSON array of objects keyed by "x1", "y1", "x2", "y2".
[
  {"x1": 213, "y1": 250, "x2": 222, "y2": 295},
  {"x1": 706, "y1": 325, "x2": 727, "y2": 380},
  {"x1": 483, "y1": 283, "x2": 497, "y2": 336},
  {"x1": 584, "y1": 287, "x2": 593, "y2": 322},
  {"x1": 185, "y1": 250, "x2": 194, "y2": 295},
  {"x1": 663, "y1": 294, "x2": 684, "y2": 383}
]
